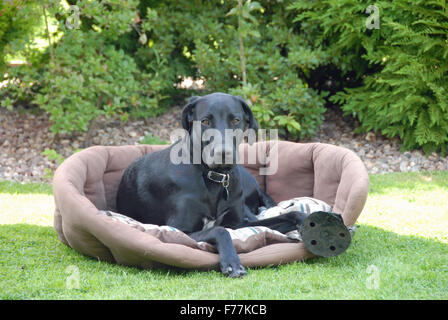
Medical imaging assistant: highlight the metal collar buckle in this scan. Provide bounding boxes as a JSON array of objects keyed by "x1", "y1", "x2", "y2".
[
  {"x1": 207, "y1": 170, "x2": 230, "y2": 200},
  {"x1": 207, "y1": 171, "x2": 229, "y2": 184}
]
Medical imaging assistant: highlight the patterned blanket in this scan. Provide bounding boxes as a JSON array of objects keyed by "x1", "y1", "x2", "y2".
[{"x1": 100, "y1": 197, "x2": 356, "y2": 251}]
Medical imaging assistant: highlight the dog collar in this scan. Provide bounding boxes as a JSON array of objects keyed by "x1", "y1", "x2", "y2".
[
  {"x1": 206, "y1": 170, "x2": 230, "y2": 200},
  {"x1": 207, "y1": 170, "x2": 229, "y2": 184}
]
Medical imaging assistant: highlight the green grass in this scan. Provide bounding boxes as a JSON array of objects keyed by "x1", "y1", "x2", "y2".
[{"x1": 1, "y1": 172, "x2": 447, "y2": 300}]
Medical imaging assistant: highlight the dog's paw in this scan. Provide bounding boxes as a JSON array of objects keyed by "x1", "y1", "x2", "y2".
[{"x1": 220, "y1": 257, "x2": 246, "y2": 278}]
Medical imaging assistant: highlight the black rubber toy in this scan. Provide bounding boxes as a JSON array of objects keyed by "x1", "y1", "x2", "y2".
[{"x1": 299, "y1": 211, "x2": 352, "y2": 257}]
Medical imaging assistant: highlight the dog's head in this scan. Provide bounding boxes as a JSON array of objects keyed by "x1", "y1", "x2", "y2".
[{"x1": 181, "y1": 92, "x2": 258, "y2": 170}]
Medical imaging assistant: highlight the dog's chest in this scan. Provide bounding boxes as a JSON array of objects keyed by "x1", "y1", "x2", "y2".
[{"x1": 199, "y1": 180, "x2": 243, "y2": 230}]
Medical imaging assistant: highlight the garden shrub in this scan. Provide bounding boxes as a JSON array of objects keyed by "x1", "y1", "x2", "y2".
[
  {"x1": 3, "y1": 0, "x2": 330, "y2": 140},
  {"x1": 3, "y1": 0, "x2": 448, "y2": 151},
  {"x1": 0, "y1": 1, "x2": 47, "y2": 112},
  {"x1": 1, "y1": 0, "x2": 328, "y2": 139},
  {"x1": 1, "y1": 0, "x2": 167, "y2": 135},
  {"x1": 136, "y1": 0, "x2": 328, "y2": 140},
  {"x1": 0, "y1": 1, "x2": 42, "y2": 74},
  {"x1": 291, "y1": 0, "x2": 448, "y2": 153},
  {"x1": 34, "y1": 30, "x2": 164, "y2": 135}
]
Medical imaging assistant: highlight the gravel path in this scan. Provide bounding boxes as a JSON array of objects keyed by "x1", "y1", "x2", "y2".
[{"x1": 0, "y1": 106, "x2": 447, "y2": 184}]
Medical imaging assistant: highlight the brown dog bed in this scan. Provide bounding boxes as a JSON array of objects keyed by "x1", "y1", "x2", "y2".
[{"x1": 53, "y1": 141, "x2": 369, "y2": 270}]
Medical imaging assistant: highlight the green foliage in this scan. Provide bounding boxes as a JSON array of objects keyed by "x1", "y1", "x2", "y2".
[
  {"x1": 35, "y1": 30, "x2": 164, "y2": 134},
  {"x1": 0, "y1": 1, "x2": 42, "y2": 74},
  {"x1": 0, "y1": 1, "x2": 48, "y2": 111},
  {"x1": 42, "y1": 148, "x2": 65, "y2": 165},
  {"x1": 3, "y1": 0, "x2": 448, "y2": 150},
  {"x1": 1, "y1": 0, "x2": 166, "y2": 135},
  {"x1": 1, "y1": 0, "x2": 327, "y2": 139},
  {"x1": 138, "y1": 0, "x2": 327, "y2": 140},
  {"x1": 291, "y1": 0, "x2": 448, "y2": 153},
  {"x1": 140, "y1": 133, "x2": 169, "y2": 145}
]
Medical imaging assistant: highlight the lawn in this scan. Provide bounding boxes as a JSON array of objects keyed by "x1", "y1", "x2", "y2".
[{"x1": 0, "y1": 172, "x2": 447, "y2": 300}]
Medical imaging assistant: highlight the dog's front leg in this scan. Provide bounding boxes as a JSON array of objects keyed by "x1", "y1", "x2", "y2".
[{"x1": 189, "y1": 227, "x2": 246, "y2": 278}]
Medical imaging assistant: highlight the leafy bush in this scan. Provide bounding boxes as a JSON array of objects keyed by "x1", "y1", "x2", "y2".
[
  {"x1": 3, "y1": 0, "x2": 448, "y2": 152},
  {"x1": 0, "y1": 1, "x2": 42, "y2": 74},
  {"x1": 291, "y1": 0, "x2": 448, "y2": 153},
  {"x1": 1, "y1": 0, "x2": 166, "y2": 135},
  {"x1": 2, "y1": 0, "x2": 328, "y2": 139},
  {"x1": 35, "y1": 30, "x2": 164, "y2": 135},
  {"x1": 136, "y1": 0, "x2": 328, "y2": 139}
]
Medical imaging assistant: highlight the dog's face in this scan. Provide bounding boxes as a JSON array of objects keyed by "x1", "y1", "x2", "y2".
[{"x1": 181, "y1": 92, "x2": 258, "y2": 169}]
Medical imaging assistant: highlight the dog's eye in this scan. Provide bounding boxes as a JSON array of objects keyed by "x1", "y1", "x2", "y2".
[
  {"x1": 201, "y1": 119, "x2": 210, "y2": 126},
  {"x1": 231, "y1": 118, "x2": 240, "y2": 125}
]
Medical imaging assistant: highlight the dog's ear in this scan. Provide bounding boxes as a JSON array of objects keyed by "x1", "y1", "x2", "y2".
[
  {"x1": 234, "y1": 95, "x2": 258, "y2": 131},
  {"x1": 181, "y1": 96, "x2": 201, "y2": 132}
]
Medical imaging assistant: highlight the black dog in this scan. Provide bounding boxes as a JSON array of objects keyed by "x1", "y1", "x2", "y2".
[{"x1": 116, "y1": 92, "x2": 312, "y2": 277}]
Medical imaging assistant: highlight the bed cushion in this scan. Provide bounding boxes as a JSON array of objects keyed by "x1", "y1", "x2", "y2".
[{"x1": 53, "y1": 141, "x2": 369, "y2": 270}]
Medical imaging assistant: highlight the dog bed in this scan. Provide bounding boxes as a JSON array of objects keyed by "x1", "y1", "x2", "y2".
[{"x1": 53, "y1": 141, "x2": 369, "y2": 270}]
